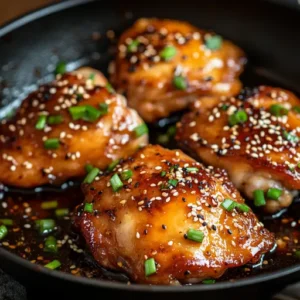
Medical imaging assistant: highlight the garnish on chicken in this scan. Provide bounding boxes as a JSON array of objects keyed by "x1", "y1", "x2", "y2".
[
  {"x1": 0, "y1": 68, "x2": 148, "y2": 188},
  {"x1": 76, "y1": 145, "x2": 274, "y2": 284},
  {"x1": 176, "y1": 86, "x2": 300, "y2": 213},
  {"x1": 110, "y1": 18, "x2": 246, "y2": 122}
]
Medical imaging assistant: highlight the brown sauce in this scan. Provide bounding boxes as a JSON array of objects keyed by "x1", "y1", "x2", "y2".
[{"x1": 0, "y1": 63, "x2": 300, "y2": 285}]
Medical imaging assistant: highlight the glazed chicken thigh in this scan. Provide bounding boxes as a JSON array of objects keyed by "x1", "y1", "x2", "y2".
[
  {"x1": 0, "y1": 68, "x2": 148, "y2": 188},
  {"x1": 76, "y1": 145, "x2": 274, "y2": 284},
  {"x1": 110, "y1": 18, "x2": 246, "y2": 122},
  {"x1": 176, "y1": 86, "x2": 300, "y2": 213}
]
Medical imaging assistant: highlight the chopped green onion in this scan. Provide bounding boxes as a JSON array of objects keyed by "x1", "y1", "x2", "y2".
[
  {"x1": 167, "y1": 125, "x2": 176, "y2": 137},
  {"x1": 89, "y1": 73, "x2": 95, "y2": 81},
  {"x1": 121, "y1": 170, "x2": 133, "y2": 180},
  {"x1": 205, "y1": 35, "x2": 223, "y2": 50},
  {"x1": 283, "y1": 130, "x2": 299, "y2": 143},
  {"x1": 220, "y1": 104, "x2": 229, "y2": 111},
  {"x1": 157, "y1": 134, "x2": 169, "y2": 144},
  {"x1": 44, "y1": 236, "x2": 58, "y2": 253},
  {"x1": 85, "y1": 164, "x2": 94, "y2": 173},
  {"x1": 186, "y1": 229, "x2": 204, "y2": 243},
  {"x1": 55, "y1": 208, "x2": 69, "y2": 218},
  {"x1": 48, "y1": 115, "x2": 63, "y2": 125},
  {"x1": 45, "y1": 259, "x2": 61, "y2": 270},
  {"x1": 295, "y1": 250, "x2": 300, "y2": 258},
  {"x1": 173, "y1": 75, "x2": 187, "y2": 90},
  {"x1": 269, "y1": 104, "x2": 288, "y2": 116},
  {"x1": 108, "y1": 160, "x2": 119, "y2": 171},
  {"x1": 293, "y1": 106, "x2": 300, "y2": 114},
  {"x1": 160, "y1": 45, "x2": 177, "y2": 60},
  {"x1": 229, "y1": 110, "x2": 248, "y2": 126},
  {"x1": 84, "y1": 203, "x2": 93, "y2": 213},
  {"x1": 83, "y1": 167, "x2": 99, "y2": 184},
  {"x1": 69, "y1": 106, "x2": 86, "y2": 120},
  {"x1": 35, "y1": 115, "x2": 47, "y2": 130},
  {"x1": 110, "y1": 174, "x2": 123, "y2": 192},
  {"x1": 186, "y1": 167, "x2": 199, "y2": 173},
  {"x1": 144, "y1": 258, "x2": 156, "y2": 276},
  {"x1": 253, "y1": 189, "x2": 266, "y2": 207},
  {"x1": 0, "y1": 225, "x2": 8, "y2": 240},
  {"x1": 202, "y1": 279, "x2": 216, "y2": 284},
  {"x1": 127, "y1": 39, "x2": 140, "y2": 52},
  {"x1": 0, "y1": 219, "x2": 13, "y2": 226},
  {"x1": 168, "y1": 179, "x2": 178, "y2": 187},
  {"x1": 41, "y1": 200, "x2": 58, "y2": 210},
  {"x1": 44, "y1": 138, "x2": 60, "y2": 150},
  {"x1": 221, "y1": 199, "x2": 250, "y2": 213},
  {"x1": 35, "y1": 219, "x2": 55, "y2": 235},
  {"x1": 82, "y1": 105, "x2": 101, "y2": 122},
  {"x1": 236, "y1": 203, "x2": 250, "y2": 213},
  {"x1": 221, "y1": 199, "x2": 236, "y2": 211},
  {"x1": 99, "y1": 103, "x2": 109, "y2": 115},
  {"x1": 160, "y1": 171, "x2": 166, "y2": 177},
  {"x1": 55, "y1": 62, "x2": 66, "y2": 75},
  {"x1": 266, "y1": 188, "x2": 282, "y2": 200},
  {"x1": 106, "y1": 83, "x2": 115, "y2": 94},
  {"x1": 134, "y1": 123, "x2": 148, "y2": 137}
]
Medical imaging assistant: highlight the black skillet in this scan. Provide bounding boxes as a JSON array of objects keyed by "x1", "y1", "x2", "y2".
[{"x1": 0, "y1": 0, "x2": 300, "y2": 299}]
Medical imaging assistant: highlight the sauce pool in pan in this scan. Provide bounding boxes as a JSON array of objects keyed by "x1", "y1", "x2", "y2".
[{"x1": 0, "y1": 65, "x2": 300, "y2": 285}]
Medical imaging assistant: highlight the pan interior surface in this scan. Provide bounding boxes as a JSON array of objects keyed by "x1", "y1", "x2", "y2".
[{"x1": 0, "y1": 0, "x2": 300, "y2": 294}]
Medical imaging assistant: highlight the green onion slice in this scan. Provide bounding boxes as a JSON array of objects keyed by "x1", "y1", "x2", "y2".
[
  {"x1": 266, "y1": 188, "x2": 282, "y2": 200},
  {"x1": 253, "y1": 189, "x2": 266, "y2": 207},
  {"x1": 283, "y1": 130, "x2": 299, "y2": 143},
  {"x1": 85, "y1": 164, "x2": 94, "y2": 173},
  {"x1": 35, "y1": 219, "x2": 56, "y2": 235},
  {"x1": 106, "y1": 83, "x2": 115, "y2": 94},
  {"x1": 168, "y1": 179, "x2": 178, "y2": 187},
  {"x1": 186, "y1": 229, "x2": 204, "y2": 243},
  {"x1": 83, "y1": 167, "x2": 99, "y2": 184},
  {"x1": 55, "y1": 62, "x2": 66, "y2": 75},
  {"x1": 35, "y1": 115, "x2": 47, "y2": 130},
  {"x1": 269, "y1": 104, "x2": 288, "y2": 116},
  {"x1": 293, "y1": 106, "x2": 300, "y2": 114},
  {"x1": 110, "y1": 174, "x2": 123, "y2": 192},
  {"x1": 160, "y1": 45, "x2": 177, "y2": 60},
  {"x1": 0, "y1": 225, "x2": 8, "y2": 240},
  {"x1": 107, "y1": 160, "x2": 120, "y2": 172},
  {"x1": 134, "y1": 123, "x2": 148, "y2": 138},
  {"x1": 69, "y1": 106, "x2": 86, "y2": 120},
  {"x1": 44, "y1": 236, "x2": 58, "y2": 253},
  {"x1": 55, "y1": 208, "x2": 69, "y2": 218},
  {"x1": 145, "y1": 258, "x2": 156, "y2": 277},
  {"x1": 84, "y1": 203, "x2": 93, "y2": 213},
  {"x1": 186, "y1": 167, "x2": 199, "y2": 173},
  {"x1": 48, "y1": 115, "x2": 63, "y2": 125},
  {"x1": 229, "y1": 110, "x2": 248, "y2": 126},
  {"x1": 202, "y1": 279, "x2": 216, "y2": 284},
  {"x1": 99, "y1": 103, "x2": 109, "y2": 115},
  {"x1": 121, "y1": 170, "x2": 133, "y2": 181},
  {"x1": 205, "y1": 35, "x2": 223, "y2": 50},
  {"x1": 44, "y1": 138, "x2": 60, "y2": 150},
  {"x1": 0, "y1": 219, "x2": 13, "y2": 226},
  {"x1": 45, "y1": 259, "x2": 61, "y2": 270},
  {"x1": 41, "y1": 200, "x2": 58, "y2": 210},
  {"x1": 221, "y1": 199, "x2": 236, "y2": 211},
  {"x1": 127, "y1": 39, "x2": 140, "y2": 52},
  {"x1": 173, "y1": 75, "x2": 187, "y2": 90}
]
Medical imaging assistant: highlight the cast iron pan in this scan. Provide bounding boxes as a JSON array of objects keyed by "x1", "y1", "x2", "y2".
[{"x1": 0, "y1": 0, "x2": 300, "y2": 299}]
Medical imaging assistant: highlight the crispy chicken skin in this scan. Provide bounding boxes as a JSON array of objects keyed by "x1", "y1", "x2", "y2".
[
  {"x1": 176, "y1": 86, "x2": 300, "y2": 213},
  {"x1": 110, "y1": 18, "x2": 246, "y2": 122},
  {"x1": 76, "y1": 145, "x2": 274, "y2": 285},
  {"x1": 0, "y1": 68, "x2": 148, "y2": 188}
]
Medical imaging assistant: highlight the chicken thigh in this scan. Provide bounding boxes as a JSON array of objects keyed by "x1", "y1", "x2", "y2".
[
  {"x1": 110, "y1": 18, "x2": 246, "y2": 122},
  {"x1": 76, "y1": 145, "x2": 274, "y2": 284},
  {"x1": 176, "y1": 86, "x2": 300, "y2": 213},
  {"x1": 0, "y1": 68, "x2": 148, "y2": 188}
]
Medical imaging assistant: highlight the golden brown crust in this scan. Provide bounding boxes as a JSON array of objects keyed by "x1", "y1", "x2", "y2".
[
  {"x1": 110, "y1": 18, "x2": 246, "y2": 122},
  {"x1": 76, "y1": 145, "x2": 274, "y2": 285},
  {"x1": 0, "y1": 68, "x2": 148, "y2": 188},
  {"x1": 176, "y1": 86, "x2": 300, "y2": 190}
]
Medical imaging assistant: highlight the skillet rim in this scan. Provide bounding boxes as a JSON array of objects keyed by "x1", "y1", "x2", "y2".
[{"x1": 0, "y1": 0, "x2": 300, "y2": 292}]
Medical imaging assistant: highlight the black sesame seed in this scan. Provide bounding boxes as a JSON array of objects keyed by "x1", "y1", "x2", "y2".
[
  {"x1": 162, "y1": 224, "x2": 167, "y2": 230},
  {"x1": 184, "y1": 234, "x2": 188, "y2": 239},
  {"x1": 227, "y1": 229, "x2": 232, "y2": 235},
  {"x1": 212, "y1": 225, "x2": 217, "y2": 231},
  {"x1": 182, "y1": 197, "x2": 186, "y2": 202},
  {"x1": 184, "y1": 270, "x2": 191, "y2": 276}
]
